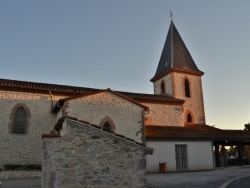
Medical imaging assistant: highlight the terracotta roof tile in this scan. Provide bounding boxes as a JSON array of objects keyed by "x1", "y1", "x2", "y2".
[
  {"x1": 145, "y1": 124, "x2": 250, "y2": 141},
  {"x1": 0, "y1": 78, "x2": 183, "y2": 103},
  {"x1": 120, "y1": 91, "x2": 184, "y2": 103},
  {"x1": 0, "y1": 78, "x2": 99, "y2": 95}
]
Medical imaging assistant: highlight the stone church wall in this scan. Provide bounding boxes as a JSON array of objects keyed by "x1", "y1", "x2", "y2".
[
  {"x1": 142, "y1": 102, "x2": 183, "y2": 126},
  {"x1": 153, "y1": 74, "x2": 173, "y2": 95},
  {"x1": 62, "y1": 92, "x2": 144, "y2": 143},
  {"x1": 0, "y1": 91, "x2": 65, "y2": 167},
  {"x1": 42, "y1": 119, "x2": 152, "y2": 188},
  {"x1": 172, "y1": 73, "x2": 206, "y2": 124}
]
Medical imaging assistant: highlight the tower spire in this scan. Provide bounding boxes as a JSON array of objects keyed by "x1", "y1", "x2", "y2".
[{"x1": 151, "y1": 20, "x2": 204, "y2": 82}]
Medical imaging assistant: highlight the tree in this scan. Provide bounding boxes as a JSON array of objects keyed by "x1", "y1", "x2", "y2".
[{"x1": 244, "y1": 123, "x2": 250, "y2": 132}]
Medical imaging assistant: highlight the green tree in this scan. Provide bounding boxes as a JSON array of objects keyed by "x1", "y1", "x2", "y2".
[{"x1": 244, "y1": 123, "x2": 250, "y2": 132}]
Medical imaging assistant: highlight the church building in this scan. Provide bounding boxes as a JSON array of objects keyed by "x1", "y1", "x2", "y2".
[{"x1": 0, "y1": 19, "x2": 250, "y2": 172}]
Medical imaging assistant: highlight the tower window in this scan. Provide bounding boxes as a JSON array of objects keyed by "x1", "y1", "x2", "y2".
[
  {"x1": 161, "y1": 81, "x2": 165, "y2": 94},
  {"x1": 187, "y1": 113, "x2": 192, "y2": 123},
  {"x1": 185, "y1": 79, "x2": 190, "y2": 97}
]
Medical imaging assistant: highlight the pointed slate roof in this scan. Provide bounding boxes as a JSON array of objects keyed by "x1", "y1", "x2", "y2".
[{"x1": 151, "y1": 21, "x2": 204, "y2": 82}]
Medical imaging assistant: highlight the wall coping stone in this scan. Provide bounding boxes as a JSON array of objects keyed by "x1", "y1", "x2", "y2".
[
  {"x1": 65, "y1": 118, "x2": 154, "y2": 155},
  {"x1": 0, "y1": 171, "x2": 41, "y2": 179},
  {"x1": 41, "y1": 134, "x2": 61, "y2": 139}
]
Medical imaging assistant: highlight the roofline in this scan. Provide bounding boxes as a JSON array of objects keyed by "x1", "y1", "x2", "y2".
[
  {"x1": 146, "y1": 138, "x2": 250, "y2": 142},
  {"x1": 146, "y1": 138, "x2": 214, "y2": 141},
  {"x1": 51, "y1": 88, "x2": 149, "y2": 113},
  {"x1": 0, "y1": 78, "x2": 101, "y2": 96},
  {"x1": 134, "y1": 99, "x2": 184, "y2": 105},
  {"x1": 150, "y1": 68, "x2": 204, "y2": 82}
]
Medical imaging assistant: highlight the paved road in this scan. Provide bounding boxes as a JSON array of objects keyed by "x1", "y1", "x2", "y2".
[
  {"x1": 147, "y1": 166, "x2": 250, "y2": 188},
  {"x1": 226, "y1": 176, "x2": 250, "y2": 188},
  {"x1": 1, "y1": 167, "x2": 250, "y2": 188}
]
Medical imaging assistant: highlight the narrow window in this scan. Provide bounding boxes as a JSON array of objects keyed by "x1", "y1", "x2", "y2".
[
  {"x1": 13, "y1": 107, "x2": 26, "y2": 134},
  {"x1": 99, "y1": 116, "x2": 116, "y2": 133},
  {"x1": 185, "y1": 79, "x2": 190, "y2": 97},
  {"x1": 102, "y1": 122, "x2": 113, "y2": 133},
  {"x1": 187, "y1": 113, "x2": 192, "y2": 123},
  {"x1": 175, "y1": 145, "x2": 188, "y2": 171},
  {"x1": 161, "y1": 81, "x2": 165, "y2": 94}
]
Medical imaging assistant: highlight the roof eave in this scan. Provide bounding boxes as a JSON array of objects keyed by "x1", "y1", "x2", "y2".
[{"x1": 150, "y1": 68, "x2": 204, "y2": 82}]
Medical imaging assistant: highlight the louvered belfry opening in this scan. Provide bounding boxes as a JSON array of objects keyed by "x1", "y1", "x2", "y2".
[
  {"x1": 175, "y1": 145, "x2": 188, "y2": 171},
  {"x1": 13, "y1": 107, "x2": 26, "y2": 134},
  {"x1": 185, "y1": 79, "x2": 190, "y2": 97}
]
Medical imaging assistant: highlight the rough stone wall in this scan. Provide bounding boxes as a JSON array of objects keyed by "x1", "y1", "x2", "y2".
[
  {"x1": 142, "y1": 102, "x2": 183, "y2": 126},
  {"x1": 0, "y1": 91, "x2": 65, "y2": 167},
  {"x1": 42, "y1": 119, "x2": 152, "y2": 188},
  {"x1": 62, "y1": 92, "x2": 144, "y2": 143},
  {"x1": 153, "y1": 74, "x2": 173, "y2": 96},
  {"x1": 172, "y1": 73, "x2": 206, "y2": 124}
]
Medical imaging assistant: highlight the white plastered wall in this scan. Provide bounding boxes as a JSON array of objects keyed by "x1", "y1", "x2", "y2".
[{"x1": 146, "y1": 140, "x2": 214, "y2": 172}]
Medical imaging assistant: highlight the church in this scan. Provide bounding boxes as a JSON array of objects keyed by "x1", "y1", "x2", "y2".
[{"x1": 1, "y1": 19, "x2": 250, "y2": 172}]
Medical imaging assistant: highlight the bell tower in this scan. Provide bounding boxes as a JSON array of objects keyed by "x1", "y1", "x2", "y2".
[{"x1": 151, "y1": 21, "x2": 206, "y2": 125}]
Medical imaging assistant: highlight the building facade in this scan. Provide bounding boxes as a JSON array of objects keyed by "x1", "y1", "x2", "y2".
[{"x1": 0, "y1": 20, "x2": 249, "y2": 172}]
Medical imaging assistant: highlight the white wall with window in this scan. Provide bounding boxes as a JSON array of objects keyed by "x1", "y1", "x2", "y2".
[{"x1": 146, "y1": 140, "x2": 214, "y2": 172}]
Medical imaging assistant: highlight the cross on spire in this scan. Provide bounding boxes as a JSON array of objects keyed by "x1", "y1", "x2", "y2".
[{"x1": 170, "y1": 10, "x2": 173, "y2": 21}]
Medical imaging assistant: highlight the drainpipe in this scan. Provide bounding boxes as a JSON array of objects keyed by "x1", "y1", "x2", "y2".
[{"x1": 49, "y1": 90, "x2": 54, "y2": 110}]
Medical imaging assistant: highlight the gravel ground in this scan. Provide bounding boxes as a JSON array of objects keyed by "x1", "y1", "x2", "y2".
[{"x1": 1, "y1": 166, "x2": 250, "y2": 188}]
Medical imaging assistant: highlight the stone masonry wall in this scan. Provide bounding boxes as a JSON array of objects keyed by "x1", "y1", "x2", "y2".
[
  {"x1": 63, "y1": 92, "x2": 144, "y2": 143},
  {"x1": 142, "y1": 102, "x2": 183, "y2": 126},
  {"x1": 154, "y1": 74, "x2": 173, "y2": 96},
  {"x1": 173, "y1": 73, "x2": 206, "y2": 124},
  {"x1": 0, "y1": 91, "x2": 66, "y2": 168},
  {"x1": 42, "y1": 119, "x2": 153, "y2": 188}
]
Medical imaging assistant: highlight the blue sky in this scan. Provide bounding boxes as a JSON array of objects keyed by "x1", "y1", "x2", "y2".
[{"x1": 1, "y1": 0, "x2": 250, "y2": 130}]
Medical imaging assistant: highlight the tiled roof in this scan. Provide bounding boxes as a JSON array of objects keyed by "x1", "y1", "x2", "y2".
[
  {"x1": 0, "y1": 78, "x2": 184, "y2": 103},
  {"x1": 0, "y1": 78, "x2": 99, "y2": 95},
  {"x1": 145, "y1": 124, "x2": 250, "y2": 141},
  {"x1": 51, "y1": 89, "x2": 149, "y2": 113},
  {"x1": 120, "y1": 91, "x2": 184, "y2": 103}
]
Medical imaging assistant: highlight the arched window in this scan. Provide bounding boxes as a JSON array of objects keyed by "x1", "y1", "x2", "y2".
[
  {"x1": 187, "y1": 113, "x2": 192, "y2": 123},
  {"x1": 102, "y1": 122, "x2": 113, "y2": 133},
  {"x1": 13, "y1": 107, "x2": 26, "y2": 134},
  {"x1": 185, "y1": 79, "x2": 190, "y2": 97},
  {"x1": 99, "y1": 116, "x2": 116, "y2": 133},
  {"x1": 9, "y1": 103, "x2": 31, "y2": 134},
  {"x1": 161, "y1": 81, "x2": 165, "y2": 94}
]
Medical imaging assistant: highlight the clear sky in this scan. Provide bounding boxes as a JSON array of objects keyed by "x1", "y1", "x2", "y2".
[{"x1": 1, "y1": 0, "x2": 250, "y2": 130}]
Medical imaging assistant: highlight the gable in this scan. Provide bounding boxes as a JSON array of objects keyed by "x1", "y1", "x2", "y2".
[{"x1": 56, "y1": 90, "x2": 147, "y2": 143}]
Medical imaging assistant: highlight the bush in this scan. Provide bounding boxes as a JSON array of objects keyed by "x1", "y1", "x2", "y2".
[{"x1": 3, "y1": 164, "x2": 41, "y2": 171}]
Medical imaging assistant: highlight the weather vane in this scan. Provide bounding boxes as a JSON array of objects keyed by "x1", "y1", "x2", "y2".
[{"x1": 170, "y1": 9, "x2": 173, "y2": 21}]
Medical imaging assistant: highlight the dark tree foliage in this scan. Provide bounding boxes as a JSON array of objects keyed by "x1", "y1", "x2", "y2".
[{"x1": 244, "y1": 123, "x2": 250, "y2": 132}]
